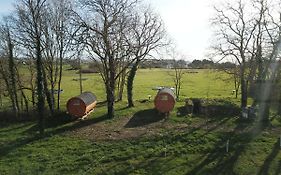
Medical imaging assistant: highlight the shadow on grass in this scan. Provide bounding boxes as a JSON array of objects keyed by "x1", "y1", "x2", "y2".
[
  {"x1": 0, "y1": 113, "x2": 109, "y2": 158},
  {"x1": 186, "y1": 138, "x2": 229, "y2": 175},
  {"x1": 186, "y1": 119, "x2": 267, "y2": 175},
  {"x1": 124, "y1": 109, "x2": 164, "y2": 128},
  {"x1": 0, "y1": 122, "x2": 33, "y2": 134},
  {"x1": 185, "y1": 135, "x2": 246, "y2": 175},
  {"x1": 24, "y1": 111, "x2": 75, "y2": 134},
  {"x1": 0, "y1": 134, "x2": 42, "y2": 158},
  {"x1": 204, "y1": 117, "x2": 233, "y2": 135},
  {"x1": 116, "y1": 106, "x2": 130, "y2": 111},
  {"x1": 1, "y1": 105, "x2": 278, "y2": 175},
  {"x1": 258, "y1": 139, "x2": 281, "y2": 175},
  {"x1": 50, "y1": 114, "x2": 109, "y2": 134}
]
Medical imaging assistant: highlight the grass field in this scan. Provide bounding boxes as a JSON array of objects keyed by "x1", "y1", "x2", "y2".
[
  {"x1": 1, "y1": 67, "x2": 237, "y2": 109},
  {"x1": 56, "y1": 67, "x2": 236, "y2": 108},
  {"x1": 1, "y1": 68, "x2": 281, "y2": 175}
]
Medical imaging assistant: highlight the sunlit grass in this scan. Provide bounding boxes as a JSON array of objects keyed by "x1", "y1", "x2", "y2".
[{"x1": 1, "y1": 67, "x2": 280, "y2": 174}]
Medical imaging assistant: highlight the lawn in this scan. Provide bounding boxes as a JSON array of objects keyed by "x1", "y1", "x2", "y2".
[{"x1": 0, "y1": 68, "x2": 280, "y2": 175}]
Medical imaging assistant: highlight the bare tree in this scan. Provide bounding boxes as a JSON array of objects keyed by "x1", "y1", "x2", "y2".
[
  {"x1": 212, "y1": 0, "x2": 263, "y2": 108},
  {"x1": 15, "y1": 65, "x2": 30, "y2": 113},
  {"x1": 116, "y1": 61, "x2": 127, "y2": 101},
  {"x1": 15, "y1": 0, "x2": 48, "y2": 134},
  {"x1": 72, "y1": 0, "x2": 148, "y2": 118},
  {"x1": 43, "y1": 0, "x2": 73, "y2": 111},
  {"x1": 25, "y1": 57, "x2": 37, "y2": 108},
  {"x1": 0, "y1": 21, "x2": 19, "y2": 115},
  {"x1": 216, "y1": 60, "x2": 241, "y2": 99},
  {"x1": 126, "y1": 7, "x2": 167, "y2": 107},
  {"x1": 167, "y1": 50, "x2": 186, "y2": 101},
  {"x1": 56, "y1": 0, "x2": 73, "y2": 110},
  {"x1": 256, "y1": 10, "x2": 281, "y2": 121},
  {"x1": 212, "y1": 0, "x2": 281, "y2": 120},
  {"x1": 172, "y1": 60, "x2": 185, "y2": 101}
]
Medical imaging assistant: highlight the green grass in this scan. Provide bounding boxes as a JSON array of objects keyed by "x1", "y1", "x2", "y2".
[
  {"x1": 1, "y1": 107, "x2": 281, "y2": 174},
  {"x1": 56, "y1": 68, "x2": 236, "y2": 106},
  {"x1": 1, "y1": 67, "x2": 237, "y2": 110},
  {"x1": 1, "y1": 67, "x2": 280, "y2": 174},
  {"x1": 134, "y1": 69, "x2": 234, "y2": 99}
]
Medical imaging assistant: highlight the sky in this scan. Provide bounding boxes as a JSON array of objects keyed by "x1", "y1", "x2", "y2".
[
  {"x1": 0, "y1": 0, "x2": 13, "y2": 16},
  {"x1": 146, "y1": 0, "x2": 216, "y2": 61},
  {"x1": 0, "y1": 0, "x2": 219, "y2": 61}
]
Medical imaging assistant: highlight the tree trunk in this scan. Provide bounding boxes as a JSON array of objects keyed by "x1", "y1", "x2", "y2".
[
  {"x1": 107, "y1": 55, "x2": 116, "y2": 118},
  {"x1": 79, "y1": 58, "x2": 83, "y2": 94},
  {"x1": 240, "y1": 65, "x2": 247, "y2": 108},
  {"x1": 106, "y1": 86, "x2": 115, "y2": 118},
  {"x1": 57, "y1": 8, "x2": 65, "y2": 111},
  {"x1": 50, "y1": 82, "x2": 55, "y2": 112},
  {"x1": 177, "y1": 82, "x2": 181, "y2": 101},
  {"x1": 127, "y1": 59, "x2": 140, "y2": 107},
  {"x1": 8, "y1": 32, "x2": 19, "y2": 116},
  {"x1": 241, "y1": 79, "x2": 247, "y2": 108},
  {"x1": 116, "y1": 70, "x2": 126, "y2": 101},
  {"x1": 20, "y1": 89, "x2": 29, "y2": 113},
  {"x1": 15, "y1": 66, "x2": 29, "y2": 114},
  {"x1": 31, "y1": 87, "x2": 36, "y2": 108},
  {"x1": 28, "y1": 69, "x2": 36, "y2": 108},
  {"x1": 36, "y1": 40, "x2": 45, "y2": 135},
  {"x1": 57, "y1": 47, "x2": 63, "y2": 110},
  {"x1": 106, "y1": 76, "x2": 115, "y2": 118},
  {"x1": 42, "y1": 68, "x2": 54, "y2": 116}
]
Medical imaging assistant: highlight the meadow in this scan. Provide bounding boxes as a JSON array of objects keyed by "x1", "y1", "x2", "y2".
[
  {"x1": 1, "y1": 67, "x2": 237, "y2": 109},
  {"x1": 55, "y1": 67, "x2": 236, "y2": 107},
  {"x1": 0, "y1": 68, "x2": 280, "y2": 175}
]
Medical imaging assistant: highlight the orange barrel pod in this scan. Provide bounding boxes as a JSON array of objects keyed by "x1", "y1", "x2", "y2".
[
  {"x1": 66, "y1": 92, "x2": 97, "y2": 118},
  {"x1": 154, "y1": 88, "x2": 176, "y2": 113}
]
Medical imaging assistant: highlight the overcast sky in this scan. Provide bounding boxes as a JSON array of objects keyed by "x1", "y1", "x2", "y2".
[
  {"x1": 0, "y1": 0, "x2": 13, "y2": 16},
  {"x1": 146, "y1": 0, "x2": 217, "y2": 61},
  {"x1": 0, "y1": 0, "x2": 219, "y2": 61}
]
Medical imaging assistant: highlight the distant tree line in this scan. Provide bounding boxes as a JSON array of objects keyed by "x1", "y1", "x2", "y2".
[
  {"x1": 139, "y1": 59, "x2": 188, "y2": 69},
  {"x1": 188, "y1": 59, "x2": 236, "y2": 69},
  {"x1": 138, "y1": 58, "x2": 237, "y2": 70}
]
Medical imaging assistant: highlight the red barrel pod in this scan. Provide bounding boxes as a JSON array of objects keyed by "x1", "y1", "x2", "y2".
[
  {"x1": 154, "y1": 88, "x2": 176, "y2": 113},
  {"x1": 66, "y1": 92, "x2": 97, "y2": 118}
]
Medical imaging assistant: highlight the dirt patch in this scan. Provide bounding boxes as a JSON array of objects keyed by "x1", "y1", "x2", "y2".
[
  {"x1": 66, "y1": 116, "x2": 190, "y2": 141},
  {"x1": 65, "y1": 114, "x2": 281, "y2": 142}
]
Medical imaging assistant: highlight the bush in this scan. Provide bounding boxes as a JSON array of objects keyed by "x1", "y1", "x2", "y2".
[{"x1": 184, "y1": 98, "x2": 240, "y2": 117}]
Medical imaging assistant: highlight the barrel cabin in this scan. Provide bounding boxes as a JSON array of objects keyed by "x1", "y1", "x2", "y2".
[
  {"x1": 67, "y1": 92, "x2": 97, "y2": 118},
  {"x1": 154, "y1": 88, "x2": 176, "y2": 114}
]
